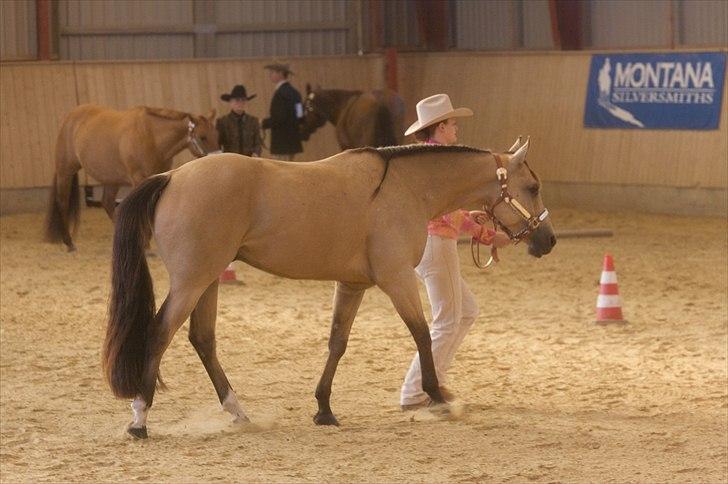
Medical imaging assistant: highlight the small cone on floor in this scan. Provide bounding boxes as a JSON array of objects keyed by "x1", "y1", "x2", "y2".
[
  {"x1": 595, "y1": 253, "x2": 627, "y2": 325},
  {"x1": 219, "y1": 263, "x2": 237, "y2": 283}
]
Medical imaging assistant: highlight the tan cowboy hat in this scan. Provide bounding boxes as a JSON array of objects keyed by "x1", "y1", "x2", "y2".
[
  {"x1": 264, "y1": 62, "x2": 294, "y2": 75},
  {"x1": 405, "y1": 93, "x2": 473, "y2": 136}
]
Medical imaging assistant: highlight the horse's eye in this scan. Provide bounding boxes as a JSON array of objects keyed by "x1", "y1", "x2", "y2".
[
  {"x1": 529, "y1": 185, "x2": 540, "y2": 195},
  {"x1": 201, "y1": 136, "x2": 207, "y2": 141}
]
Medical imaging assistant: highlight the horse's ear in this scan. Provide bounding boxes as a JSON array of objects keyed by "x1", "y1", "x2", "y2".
[
  {"x1": 207, "y1": 108, "x2": 216, "y2": 121},
  {"x1": 507, "y1": 136, "x2": 523, "y2": 153},
  {"x1": 306, "y1": 83, "x2": 312, "y2": 95},
  {"x1": 508, "y1": 136, "x2": 530, "y2": 168}
]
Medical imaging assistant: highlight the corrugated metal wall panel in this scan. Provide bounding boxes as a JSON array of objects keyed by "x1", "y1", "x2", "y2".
[
  {"x1": 679, "y1": 0, "x2": 728, "y2": 46},
  {"x1": 59, "y1": 0, "x2": 194, "y2": 59},
  {"x1": 61, "y1": 35, "x2": 194, "y2": 60},
  {"x1": 0, "y1": 0, "x2": 37, "y2": 60},
  {"x1": 455, "y1": 0, "x2": 518, "y2": 50},
  {"x1": 522, "y1": 0, "x2": 553, "y2": 49},
  {"x1": 61, "y1": 0, "x2": 193, "y2": 28},
  {"x1": 212, "y1": 0, "x2": 350, "y2": 57},
  {"x1": 214, "y1": 0, "x2": 347, "y2": 24},
  {"x1": 216, "y1": 30, "x2": 346, "y2": 58},
  {"x1": 588, "y1": 0, "x2": 670, "y2": 48}
]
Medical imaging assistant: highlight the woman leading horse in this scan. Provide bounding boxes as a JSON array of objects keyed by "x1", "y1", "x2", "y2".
[
  {"x1": 103, "y1": 140, "x2": 555, "y2": 438},
  {"x1": 45, "y1": 104, "x2": 219, "y2": 251}
]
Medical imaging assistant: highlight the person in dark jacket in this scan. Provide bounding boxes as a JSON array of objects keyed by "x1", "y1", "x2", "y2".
[
  {"x1": 262, "y1": 63, "x2": 304, "y2": 161},
  {"x1": 216, "y1": 85, "x2": 262, "y2": 157}
]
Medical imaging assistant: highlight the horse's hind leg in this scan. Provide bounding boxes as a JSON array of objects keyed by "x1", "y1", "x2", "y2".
[
  {"x1": 128, "y1": 284, "x2": 207, "y2": 438},
  {"x1": 314, "y1": 282, "x2": 366, "y2": 426},
  {"x1": 101, "y1": 185, "x2": 120, "y2": 219},
  {"x1": 189, "y1": 280, "x2": 249, "y2": 423}
]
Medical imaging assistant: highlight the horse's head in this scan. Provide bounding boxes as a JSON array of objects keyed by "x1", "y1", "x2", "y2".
[
  {"x1": 300, "y1": 84, "x2": 327, "y2": 141},
  {"x1": 486, "y1": 137, "x2": 556, "y2": 258},
  {"x1": 187, "y1": 109, "x2": 220, "y2": 157}
]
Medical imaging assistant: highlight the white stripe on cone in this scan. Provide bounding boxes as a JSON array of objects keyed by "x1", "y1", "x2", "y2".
[
  {"x1": 597, "y1": 295, "x2": 621, "y2": 308},
  {"x1": 600, "y1": 271, "x2": 618, "y2": 284}
]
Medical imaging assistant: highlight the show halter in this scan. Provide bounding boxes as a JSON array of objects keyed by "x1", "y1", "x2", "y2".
[
  {"x1": 187, "y1": 119, "x2": 209, "y2": 157},
  {"x1": 471, "y1": 153, "x2": 549, "y2": 269}
]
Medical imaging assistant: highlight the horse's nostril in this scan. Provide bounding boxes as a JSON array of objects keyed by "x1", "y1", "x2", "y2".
[{"x1": 550, "y1": 235, "x2": 556, "y2": 247}]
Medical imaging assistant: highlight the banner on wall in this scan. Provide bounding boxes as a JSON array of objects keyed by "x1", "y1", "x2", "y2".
[{"x1": 584, "y1": 52, "x2": 726, "y2": 130}]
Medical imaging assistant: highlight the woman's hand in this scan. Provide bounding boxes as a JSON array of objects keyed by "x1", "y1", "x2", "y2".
[{"x1": 468, "y1": 210, "x2": 490, "y2": 225}]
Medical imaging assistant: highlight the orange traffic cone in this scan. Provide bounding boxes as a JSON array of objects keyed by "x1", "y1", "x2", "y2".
[
  {"x1": 595, "y1": 253, "x2": 627, "y2": 325},
  {"x1": 219, "y1": 263, "x2": 237, "y2": 283}
]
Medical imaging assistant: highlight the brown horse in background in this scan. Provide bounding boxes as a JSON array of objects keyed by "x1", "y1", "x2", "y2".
[
  {"x1": 45, "y1": 104, "x2": 219, "y2": 251},
  {"x1": 300, "y1": 85, "x2": 405, "y2": 149},
  {"x1": 102, "y1": 139, "x2": 555, "y2": 438}
]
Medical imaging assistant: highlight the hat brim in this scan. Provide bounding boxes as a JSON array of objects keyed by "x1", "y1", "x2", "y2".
[
  {"x1": 221, "y1": 94, "x2": 256, "y2": 101},
  {"x1": 264, "y1": 65, "x2": 293, "y2": 75},
  {"x1": 404, "y1": 107, "x2": 473, "y2": 136}
]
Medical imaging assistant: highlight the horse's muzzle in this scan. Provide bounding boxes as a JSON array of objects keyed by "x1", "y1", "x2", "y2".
[{"x1": 527, "y1": 224, "x2": 556, "y2": 258}]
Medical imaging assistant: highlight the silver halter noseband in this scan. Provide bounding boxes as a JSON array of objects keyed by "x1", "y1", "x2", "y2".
[{"x1": 187, "y1": 120, "x2": 209, "y2": 157}]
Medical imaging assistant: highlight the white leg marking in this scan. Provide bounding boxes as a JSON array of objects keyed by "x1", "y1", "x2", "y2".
[
  {"x1": 222, "y1": 391, "x2": 249, "y2": 423},
  {"x1": 130, "y1": 397, "x2": 148, "y2": 428}
]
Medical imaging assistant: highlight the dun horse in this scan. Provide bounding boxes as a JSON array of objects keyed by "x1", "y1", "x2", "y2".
[
  {"x1": 45, "y1": 104, "x2": 219, "y2": 251},
  {"x1": 300, "y1": 85, "x2": 405, "y2": 149},
  {"x1": 103, "y1": 138, "x2": 555, "y2": 438}
]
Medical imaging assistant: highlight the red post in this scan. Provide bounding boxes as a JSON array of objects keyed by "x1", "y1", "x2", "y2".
[
  {"x1": 385, "y1": 47, "x2": 398, "y2": 92},
  {"x1": 549, "y1": 0, "x2": 583, "y2": 50},
  {"x1": 416, "y1": 0, "x2": 449, "y2": 51},
  {"x1": 36, "y1": 0, "x2": 51, "y2": 60}
]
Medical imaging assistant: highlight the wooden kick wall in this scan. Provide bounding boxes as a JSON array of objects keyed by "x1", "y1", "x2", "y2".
[{"x1": 0, "y1": 55, "x2": 385, "y2": 189}]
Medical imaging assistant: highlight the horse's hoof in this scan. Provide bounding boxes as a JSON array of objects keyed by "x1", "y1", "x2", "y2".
[
  {"x1": 127, "y1": 425, "x2": 148, "y2": 439},
  {"x1": 313, "y1": 411, "x2": 340, "y2": 426},
  {"x1": 232, "y1": 415, "x2": 251, "y2": 425},
  {"x1": 66, "y1": 244, "x2": 77, "y2": 253}
]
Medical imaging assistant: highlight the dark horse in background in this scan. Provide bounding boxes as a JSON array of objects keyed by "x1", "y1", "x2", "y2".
[
  {"x1": 300, "y1": 85, "x2": 405, "y2": 149},
  {"x1": 45, "y1": 104, "x2": 219, "y2": 251}
]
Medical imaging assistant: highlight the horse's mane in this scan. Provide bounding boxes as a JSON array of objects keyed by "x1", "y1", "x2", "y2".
[
  {"x1": 353, "y1": 144, "x2": 492, "y2": 199},
  {"x1": 142, "y1": 107, "x2": 190, "y2": 121},
  {"x1": 356, "y1": 144, "x2": 490, "y2": 162}
]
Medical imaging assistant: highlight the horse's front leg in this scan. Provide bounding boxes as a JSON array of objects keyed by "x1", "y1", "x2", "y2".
[
  {"x1": 378, "y1": 271, "x2": 446, "y2": 405},
  {"x1": 314, "y1": 282, "x2": 366, "y2": 426}
]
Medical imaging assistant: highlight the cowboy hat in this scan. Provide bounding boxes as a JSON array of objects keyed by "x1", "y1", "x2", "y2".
[
  {"x1": 264, "y1": 62, "x2": 294, "y2": 75},
  {"x1": 221, "y1": 85, "x2": 256, "y2": 102},
  {"x1": 404, "y1": 93, "x2": 473, "y2": 136}
]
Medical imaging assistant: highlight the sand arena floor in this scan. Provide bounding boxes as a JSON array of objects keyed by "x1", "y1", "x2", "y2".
[{"x1": 0, "y1": 208, "x2": 726, "y2": 482}]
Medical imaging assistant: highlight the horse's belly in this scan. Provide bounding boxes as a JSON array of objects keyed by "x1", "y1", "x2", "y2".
[{"x1": 237, "y1": 243, "x2": 371, "y2": 284}]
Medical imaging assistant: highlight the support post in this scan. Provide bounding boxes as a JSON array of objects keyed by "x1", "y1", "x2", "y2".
[{"x1": 36, "y1": 0, "x2": 51, "y2": 60}]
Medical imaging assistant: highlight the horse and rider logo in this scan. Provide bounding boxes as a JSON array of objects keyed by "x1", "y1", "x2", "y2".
[{"x1": 597, "y1": 58, "x2": 644, "y2": 128}]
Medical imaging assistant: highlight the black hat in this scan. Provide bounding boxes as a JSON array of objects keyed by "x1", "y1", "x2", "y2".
[{"x1": 221, "y1": 85, "x2": 256, "y2": 101}]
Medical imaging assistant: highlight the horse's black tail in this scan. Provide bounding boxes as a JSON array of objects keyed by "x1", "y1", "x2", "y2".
[
  {"x1": 103, "y1": 173, "x2": 171, "y2": 399},
  {"x1": 374, "y1": 104, "x2": 398, "y2": 147},
  {"x1": 44, "y1": 172, "x2": 80, "y2": 249}
]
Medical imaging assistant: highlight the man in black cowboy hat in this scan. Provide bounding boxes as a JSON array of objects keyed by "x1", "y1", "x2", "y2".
[
  {"x1": 262, "y1": 63, "x2": 303, "y2": 161},
  {"x1": 216, "y1": 84, "x2": 262, "y2": 157}
]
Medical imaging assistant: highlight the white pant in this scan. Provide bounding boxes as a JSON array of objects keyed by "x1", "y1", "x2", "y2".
[{"x1": 400, "y1": 235, "x2": 480, "y2": 405}]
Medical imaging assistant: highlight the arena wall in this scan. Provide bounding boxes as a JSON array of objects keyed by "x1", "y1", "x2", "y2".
[{"x1": 1, "y1": 50, "x2": 726, "y2": 216}]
